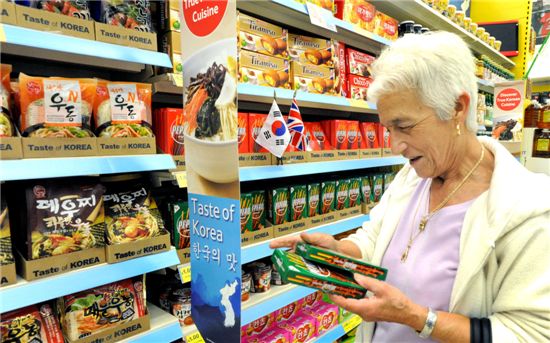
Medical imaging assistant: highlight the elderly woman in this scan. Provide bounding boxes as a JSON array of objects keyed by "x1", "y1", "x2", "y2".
[{"x1": 271, "y1": 31, "x2": 550, "y2": 342}]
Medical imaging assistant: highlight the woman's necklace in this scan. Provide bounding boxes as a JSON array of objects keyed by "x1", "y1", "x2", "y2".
[{"x1": 401, "y1": 145, "x2": 485, "y2": 263}]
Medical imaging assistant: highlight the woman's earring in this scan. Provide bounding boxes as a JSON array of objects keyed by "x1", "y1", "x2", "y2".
[{"x1": 456, "y1": 123, "x2": 461, "y2": 136}]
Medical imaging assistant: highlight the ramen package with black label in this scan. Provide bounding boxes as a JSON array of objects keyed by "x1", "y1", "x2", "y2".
[
  {"x1": 0, "y1": 196, "x2": 14, "y2": 266},
  {"x1": 1, "y1": 303, "x2": 64, "y2": 343},
  {"x1": 102, "y1": 175, "x2": 165, "y2": 245},
  {"x1": 91, "y1": 0, "x2": 154, "y2": 32},
  {"x1": 14, "y1": 179, "x2": 106, "y2": 260},
  {"x1": 56, "y1": 276, "x2": 146, "y2": 341}
]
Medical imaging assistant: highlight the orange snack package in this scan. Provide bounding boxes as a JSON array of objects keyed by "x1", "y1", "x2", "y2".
[{"x1": 1, "y1": 64, "x2": 15, "y2": 137}]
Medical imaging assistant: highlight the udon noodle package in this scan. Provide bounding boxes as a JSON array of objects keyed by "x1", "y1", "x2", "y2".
[
  {"x1": 91, "y1": 0, "x2": 154, "y2": 32},
  {"x1": 1, "y1": 64, "x2": 15, "y2": 137},
  {"x1": 38, "y1": 0, "x2": 92, "y2": 20},
  {"x1": 18, "y1": 74, "x2": 96, "y2": 138},
  {"x1": 93, "y1": 81, "x2": 153, "y2": 138},
  {"x1": 102, "y1": 175, "x2": 165, "y2": 245},
  {"x1": 56, "y1": 276, "x2": 146, "y2": 341},
  {"x1": 1, "y1": 303, "x2": 64, "y2": 343}
]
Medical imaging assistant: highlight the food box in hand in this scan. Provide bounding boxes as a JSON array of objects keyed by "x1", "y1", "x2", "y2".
[
  {"x1": 296, "y1": 242, "x2": 387, "y2": 280},
  {"x1": 239, "y1": 50, "x2": 291, "y2": 89},
  {"x1": 288, "y1": 34, "x2": 333, "y2": 67},
  {"x1": 307, "y1": 183, "x2": 321, "y2": 217},
  {"x1": 348, "y1": 74, "x2": 373, "y2": 101},
  {"x1": 238, "y1": 12, "x2": 288, "y2": 59},
  {"x1": 302, "y1": 302, "x2": 339, "y2": 336},
  {"x1": 331, "y1": 40, "x2": 348, "y2": 97},
  {"x1": 241, "y1": 193, "x2": 253, "y2": 233},
  {"x1": 335, "y1": 179, "x2": 350, "y2": 210},
  {"x1": 269, "y1": 187, "x2": 290, "y2": 225},
  {"x1": 242, "y1": 313, "x2": 276, "y2": 337},
  {"x1": 292, "y1": 62, "x2": 335, "y2": 95},
  {"x1": 320, "y1": 181, "x2": 336, "y2": 214},
  {"x1": 374, "y1": 11, "x2": 399, "y2": 41},
  {"x1": 278, "y1": 314, "x2": 318, "y2": 343},
  {"x1": 272, "y1": 249, "x2": 367, "y2": 298},
  {"x1": 1, "y1": 303, "x2": 64, "y2": 343},
  {"x1": 371, "y1": 174, "x2": 384, "y2": 203},
  {"x1": 290, "y1": 185, "x2": 308, "y2": 221},
  {"x1": 346, "y1": 47, "x2": 375, "y2": 77},
  {"x1": 348, "y1": 177, "x2": 362, "y2": 207},
  {"x1": 238, "y1": 112, "x2": 249, "y2": 153},
  {"x1": 335, "y1": 0, "x2": 377, "y2": 33}
]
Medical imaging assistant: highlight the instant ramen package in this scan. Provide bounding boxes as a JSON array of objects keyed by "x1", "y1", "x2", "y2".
[
  {"x1": 1, "y1": 64, "x2": 15, "y2": 137},
  {"x1": 14, "y1": 179, "x2": 106, "y2": 260},
  {"x1": 102, "y1": 175, "x2": 165, "y2": 245},
  {"x1": 93, "y1": 81, "x2": 153, "y2": 138},
  {"x1": 56, "y1": 276, "x2": 146, "y2": 341},
  {"x1": 18, "y1": 73, "x2": 96, "y2": 138},
  {"x1": 1, "y1": 303, "x2": 64, "y2": 343},
  {"x1": 0, "y1": 196, "x2": 15, "y2": 266},
  {"x1": 91, "y1": 0, "x2": 154, "y2": 32},
  {"x1": 38, "y1": 0, "x2": 92, "y2": 20}
]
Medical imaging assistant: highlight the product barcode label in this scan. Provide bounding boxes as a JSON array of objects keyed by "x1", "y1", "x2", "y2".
[
  {"x1": 44, "y1": 79, "x2": 82, "y2": 125},
  {"x1": 108, "y1": 83, "x2": 141, "y2": 123}
]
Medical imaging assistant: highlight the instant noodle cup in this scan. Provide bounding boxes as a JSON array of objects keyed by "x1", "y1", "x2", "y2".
[
  {"x1": 171, "y1": 288, "x2": 193, "y2": 326},
  {"x1": 482, "y1": 31, "x2": 490, "y2": 43},
  {"x1": 446, "y1": 5, "x2": 456, "y2": 19},
  {"x1": 476, "y1": 26, "x2": 485, "y2": 39},
  {"x1": 463, "y1": 17, "x2": 472, "y2": 31},
  {"x1": 494, "y1": 40, "x2": 502, "y2": 51},
  {"x1": 454, "y1": 10, "x2": 464, "y2": 26},
  {"x1": 242, "y1": 272, "x2": 252, "y2": 301},
  {"x1": 489, "y1": 36, "x2": 496, "y2": 48},
  {"x1": 469, "y1": 22, "x2": 478, "y2": 35},
  {"x1": 93, "y1": 81, "x2": 153, "y2": 138},
  {"x1": 19, "y1": 74, "x2": 96, "y2": 138}
]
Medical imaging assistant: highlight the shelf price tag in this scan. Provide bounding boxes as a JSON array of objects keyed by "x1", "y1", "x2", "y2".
[
  {"x1": 348, "y1": 99, "x2": 371, "y2": 109},
  {"x1": 178, "y1": 264, "x2": 191, "y2": 283},
  {"x1": 342, "y1": 314, "x2": 362, "y2": 333},
  {"x1": 186, "y1": 330, "x2": 205, "y2": 343},
  {"x1": 174, "y1": 171, "x2": 188, "y2": 188},
  {"x1": 0, "y1": 25, "x2": 5, "y2": 43},
  {"x1": 305, "y1": 3, "x2": 337, "y2": 32},
  {"x1": 171, "y1": 73, "x2": 184, "y2": 88}
]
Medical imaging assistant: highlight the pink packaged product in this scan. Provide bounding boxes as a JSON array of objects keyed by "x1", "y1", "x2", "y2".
[
  {"x1": 346, "y1": 47, "x2": 375, "y2": 77},
  {"x1": 278, "y1": 314, "x2": 318, "y2": 343},
  {"x1": 275, "y1": 301, "x2": 302, "y2": 323},
  {"x1": 300, "y1": 291, "x2": 323, "y2": 309},
  {"x1": 242, "y1": 313, "x2": 275, "y2": 338},
  {"x1": 302, "y1": 303, "x2": 339, "y2": 336},
  {"x1": 243, "y1": 327, "x2": 293, "y2": 343}
]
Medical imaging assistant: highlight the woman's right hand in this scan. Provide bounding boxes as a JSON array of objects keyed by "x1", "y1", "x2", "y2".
[{"x1": 269, "y1": 232, "x2": 339, "y2": 252}]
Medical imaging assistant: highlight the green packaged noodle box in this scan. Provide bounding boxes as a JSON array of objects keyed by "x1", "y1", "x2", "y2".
[
  {"x1": 271, "y1": 249, "x2": 367, "y2": 299},
  {"x1": 269, "y1": 188, "x2": 289, "y2": 225},
  {"x1": 384, "y1": 173, "x2": 396, "y2": 192},
  {"x1": 371, "y1": 174, "x2": 384, "y2": 203},
  {"x1": 296, "y1": 242, "x2": 387, "y2": 280},
  {"x1": 361, "y1": 176, "x2": 372, "y2": 205},
  {"x1": 307, "y1": 183, "x2": 320, "y2": 217},
  {"x1": 173, "y1": 201, "x2": 190, "y2": 249},
  {"x1": 348, "y1": 178, "x2": 361, "y2": 208},
  {"x1": 290, "y1": 185, "x2": 308, "y2": 221},
  {"x1": 250, "y1": 190, "x2": 266, "y2": 231},
  {"x1": 320, "y1": 181, "x2": 336, "y2": 214},
  {"x1": 335, "y1": 179, "x2": 350, "y2": 210},
  {"x1": 240, "y1": 193, "x2": 253, "y2": 233}
]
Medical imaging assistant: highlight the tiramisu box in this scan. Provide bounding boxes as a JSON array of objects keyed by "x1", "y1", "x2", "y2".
[
  {"x1": 238, "y1": 12, "x2": 288, "y2": 58},
  {"x1": 292, "y1": 62, "x2": 335, "y2": 95},
  {"x1": 288, "y1": 34, "x2": 333, "y2": 67}
]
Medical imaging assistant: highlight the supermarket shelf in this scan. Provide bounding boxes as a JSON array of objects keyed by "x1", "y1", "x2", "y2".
[
  {"x1": 372, "y1": 0, "x2": 515, "y2": 69},
  {"x1": 239, "y1": 84, "x2": 378, "y2": 114},
  {"x1": 0, "y1": 248, "x2": 179, "y2": 313},
  {"x1": 121, "y1": 303, "x2": 182, "y2": 343},
  {"x1": 237, "y1": 0, "x2": 391, "y2": 54},
  {"x1": 0, "y1": 24, "x2": 172, "y2": 72},
  {"x1": 314, "y1": 315, "x2": 362, "y2": 342},
  {"x1": 477, "y1": 78, "x2": 495, "y2": 94},
  {"x1": 242, "y1": 214, "x2": 369, "y2": 264},
  {"x1": 0, "y1": 154, "x2": 176, "y2": 181},
  {"x1": 242, "y1": 284, "x2": 316, "y2": 325},
  {"x1": 240, "y1": 156, "x2": 407, "y2": 181}
]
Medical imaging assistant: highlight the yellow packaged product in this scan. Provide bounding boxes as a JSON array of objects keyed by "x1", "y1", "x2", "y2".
[
  {"x1": 374, "y1": 11, "x2": 398, "y2": 41},
  {"x1": 292, "y1": 62, "x2": 335, "y2": 95},
  {"x1": 239, "y1": 50, "x2": 291, "y2": 89},
  {"x1": 238, "y1": 12, "x2": 288, "y2": 59},
  {"x1": 288, "y1": 34, "x2": 333, "y2": 67}
]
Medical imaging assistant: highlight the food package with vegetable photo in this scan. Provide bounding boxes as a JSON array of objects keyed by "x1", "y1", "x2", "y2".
[
  {"x1": 1, "y1": 303, "x2": 64, "y2": 343},
  {"x1": 238, "y1": 12, "x2": 288, "y2": 59},
  {"x1": 37, "y1": 0, "x2": 92, "y2": 20},
  {"x1": 91, "y1": 0, "x2": 154, "y2": 32},
  {"x1": 0, "y1": 196, "x2": 15, "y2": 267},
  {"x1": 239, "y1": 50, "x2": 291, "y2": 89},
  {"x1": 18, "y1": 74, "x2": 97, "y2": 138},
  {"x1": 56, "y1": 276, "x2": 147, "y2": 342}
]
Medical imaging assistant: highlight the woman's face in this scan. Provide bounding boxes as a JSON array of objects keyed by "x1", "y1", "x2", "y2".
[{"x1": 377, "y1": 90, "x2": 457, "y2": 179}]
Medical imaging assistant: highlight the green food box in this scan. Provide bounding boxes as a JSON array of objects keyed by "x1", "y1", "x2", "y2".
[
  {"x1": 240, "y1": 193, "x2": 253, "y2": 233},
  {"x1": 320, "y1": 181, "x2": 336, "y2": 214},
  {"x1": 295, "y1": 242, "x2": 387, "y2": 281},
  {"x1": 250, "y1": 190, "x2": 266, "y2": 231},
  {"x1": 335, "y1": 179, "x2": 350, "y2": 210},
  {"x1": 290, "y1": 185, "x2": 308, "y2": 221},
  {"x1": 172, "y1": 201, "x2": 190, "y2": 249},
  {"x1": 307, "y1": 183, "x2": 320, "y2": 217},
  {"x1": 361, "y1": 176, "x2": 372, "y2": 205},
  {"x1": 348, "y1": 178, "x2": 361, "y2": 208},
  {"x1": 271, "y1": 249, "x2": 367, "y2": 299},
  {"x1": 384, "y1": 173, "x2": 396, "y2": 193},
  {"x1": 371, "y1": 174, "x2": 384, "y2": 203},
  {"x1": 269, "y1": 187, "x2": 290, "y2": 225}
]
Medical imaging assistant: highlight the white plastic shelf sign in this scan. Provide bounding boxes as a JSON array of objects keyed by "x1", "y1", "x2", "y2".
[{"x1": 306, "y1": 2, "x2": 337, "y2": 32}]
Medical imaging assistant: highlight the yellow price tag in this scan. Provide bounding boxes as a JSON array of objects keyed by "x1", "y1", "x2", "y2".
[
  {"x1": 174, "y1": 172, "x2": 187, "y2": 188},
  {"x1": 342, "y1": 315, "x2": 362, "y2": 333},
  {"x1": 178, "y1": 264, "x2": 191, "y2": 283},
  {"x1": 171, "y1": 73, "x2": 184, "y2": 88},
  {"x1": 185, "y1": 330, "x2": 205, "y2": 343},
  {"x1": 0, "y1": 25, "x2": 6, "y2": 43},
  {"x1": 348, "y1": 99, "x2": 371, "y2": 109}
]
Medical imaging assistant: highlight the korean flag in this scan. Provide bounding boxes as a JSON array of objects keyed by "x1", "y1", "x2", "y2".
[{"x1": 254, "y1": 99, "x2": 290, "y2": 158}]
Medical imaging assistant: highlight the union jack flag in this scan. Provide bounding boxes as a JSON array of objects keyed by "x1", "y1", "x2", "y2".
[{"x1": 286, "y1": 99, "x2": 308, "y2": 151}]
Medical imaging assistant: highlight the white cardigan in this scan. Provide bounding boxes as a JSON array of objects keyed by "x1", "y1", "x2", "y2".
[{"x1": 344, "y1": 137, "x2": 550, "y2": 342}]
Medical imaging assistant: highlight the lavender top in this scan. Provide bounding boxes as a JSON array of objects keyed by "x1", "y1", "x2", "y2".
[{"x1": 372, "y1": 178, "x2": 475, "y2": 343}]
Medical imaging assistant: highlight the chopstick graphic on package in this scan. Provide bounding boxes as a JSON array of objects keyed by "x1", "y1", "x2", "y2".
[{"x1": 295, "y1": 242, "x2": 387, "y2": 281}]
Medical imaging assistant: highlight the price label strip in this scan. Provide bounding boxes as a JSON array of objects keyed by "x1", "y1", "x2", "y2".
[
  {"x1": 171, "y1": 73, "x2": 184, "y2": 88},
  {"x1": 174, "y1": 171, "x2": 188, "y2": 188},
  {"x1": 0, "y1": 25, "x2": 6, "y2": 43},
  {"x1": 185, "y1": 330, "x2": 205, "y2": 343},
  {"x1": 178, "y1": 264, "x2": 191, "y2": 283},
  {"x1": 342, "y1": 314, "x2": 362, "y2": 333},
  {"x1": 305, "y1": 2, "x2": 337, "y2": 32}
]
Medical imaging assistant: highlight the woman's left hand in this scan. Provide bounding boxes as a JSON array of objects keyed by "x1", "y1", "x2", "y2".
[{"x1": 329, "y1": 274, "x2": 425, "y2": 328}]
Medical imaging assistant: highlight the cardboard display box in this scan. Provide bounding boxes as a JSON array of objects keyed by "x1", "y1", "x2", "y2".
[
  {"x1": 0, "y1": 137, "x2": 23, "y2": 159},
  {"x1": 0, "y1": 263, "x2": 17, "y2": 287},
  {"x1": 15, "y1": 5, "x2": 95, "y2": 40},
  {"x1": 239, "y1": 153, "x2": 272, "y2": 167},
  {"x1": 241, "y1": 227, "x2": 274, "y2": 247},
  {"x1": 177, "y1": 248, "x2": 190, "y2": 264},
  {"x1": 95, "y1": 22, "x2": 157, "y2": 51},
  {"x1": 360, "y1": 148, "x2": 382, "y2": 158},
  {"x1": 173, "y1": 155, "x2": 186, "y2": 171},
  {"x1": 22, "y1": 137, "x2": 98, "y2": 158},
  {"x1": 382, "y1": 148, "x2": 394, "y2": 156},
  {"x1": 280, "y1": 151, "x2": 309, "y2": 164},
  {"x1": 273, "y1": 217, "x2": 311, "y2": 238},
  {"x1": 308, "y1": 149, "x2": 338, "y2": 162},
  {"x1": 96, "y1": 137, "x2": 156, "y2": 156},
  {"x1": 106, "y1": 232, "x2": 171, "y2": 263},
  {"x1": 346, "y1": 149, "x2": 360, "y2": 159},
  {"x1": 16, "y1": 247, "x2": 105, "y2": 281},
  {"x1": 1, "y1": 1, "x2": 17, "y2": 25},
  {"x1": 65, "y1": 313, "x2": 150, "y2": 343}
]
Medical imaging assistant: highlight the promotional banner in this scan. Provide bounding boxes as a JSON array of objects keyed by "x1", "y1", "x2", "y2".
[
  {"x1": 493, "y1": 80, "x2": 525, "y2": 129},
  {"x1": 180, "y1": 1, "x2": 241, "y2": 342}
]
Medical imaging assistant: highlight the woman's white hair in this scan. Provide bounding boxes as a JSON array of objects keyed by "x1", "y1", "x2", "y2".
[{"x1": 367, "y1": 31, "x2": 478, "y2": 133}]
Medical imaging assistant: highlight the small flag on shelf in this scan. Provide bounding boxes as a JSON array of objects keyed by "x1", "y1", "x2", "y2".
[
  {"x1": 287, "y1": 95, "x2": 309, "y2": 151},
  {"x1": 254, "y1": 98, "x2": 290, "y2": 158}
]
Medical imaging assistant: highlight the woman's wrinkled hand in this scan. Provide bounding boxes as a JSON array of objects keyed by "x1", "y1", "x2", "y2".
[{"x1": 268, "y1": 232, "x2": 339, "y2": 252}]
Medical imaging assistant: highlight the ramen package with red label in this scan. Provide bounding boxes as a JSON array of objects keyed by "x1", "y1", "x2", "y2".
[
  {"x1": 94, "y1": 81, "x2": 153, "y2": 138},
  {"x1": 18, "y1": 74, "x2": 97, "y2": 138},
  {"x1": 154, "y1": 108, "x2": 184, "y2": 156},
  {"x1": 1, "y1": 303, "x2": 64, "y2": 343},
  {"x1": 56, "y1": 276, "x2": 146, "y2": 341}
]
